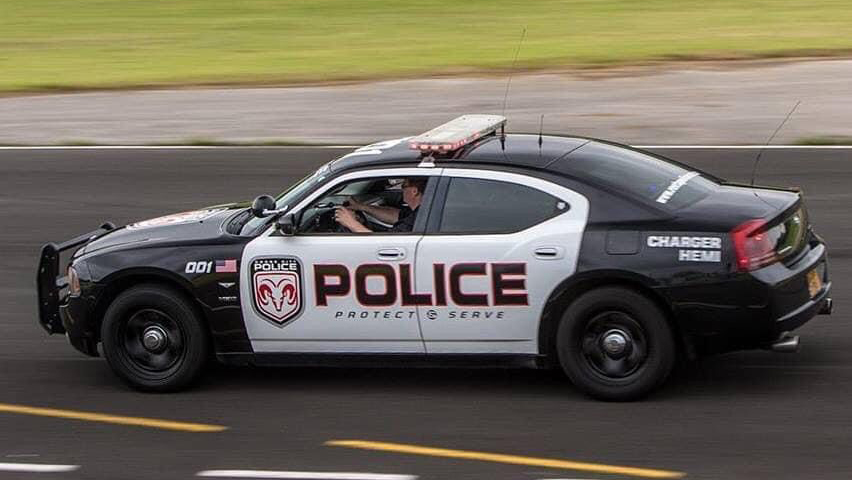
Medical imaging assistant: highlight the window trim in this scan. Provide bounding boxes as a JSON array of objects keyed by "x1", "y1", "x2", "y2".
[{"x1": 426, "y1": 168, "x2": 576, "y2": 236}]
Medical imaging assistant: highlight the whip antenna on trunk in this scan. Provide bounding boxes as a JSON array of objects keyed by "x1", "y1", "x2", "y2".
[{"x1": 750, "y1": 101, "x2": 801, "y2": 185}]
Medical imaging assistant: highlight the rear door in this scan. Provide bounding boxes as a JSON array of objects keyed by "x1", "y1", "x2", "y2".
[
  {"x1": 414, "y1": 169, "x2": 589, "y2": 354},
  {"x1": 240, "y1": 167, "x2": 440, "y2": 354}
]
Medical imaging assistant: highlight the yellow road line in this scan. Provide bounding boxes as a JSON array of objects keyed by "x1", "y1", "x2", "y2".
[
  {"x1": 326, "y1": 440, "x2": 685, "y2": 479},
  {"x1": 0, "y1": 402, "x2": 227, "y2": 432}
]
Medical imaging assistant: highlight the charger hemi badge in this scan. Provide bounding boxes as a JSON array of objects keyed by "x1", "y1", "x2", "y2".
[
  {"x1": 251, "y1": 257, "x2": 303, "y2": 326},
  {"x1": 646, "y1": 235, "x2": 722, "y2": 262}
]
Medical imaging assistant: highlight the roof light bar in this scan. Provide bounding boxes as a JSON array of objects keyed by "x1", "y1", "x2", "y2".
[{"x1": 409, "y1": 114, "x2": 506, "y2": 153}]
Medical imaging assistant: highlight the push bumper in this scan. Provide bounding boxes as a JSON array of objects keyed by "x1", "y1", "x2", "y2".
[{"x1": 36, "y1": 223, "x2": 115, "y2": 334}]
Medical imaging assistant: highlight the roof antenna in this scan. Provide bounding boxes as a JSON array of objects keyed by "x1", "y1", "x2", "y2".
[
  {"x1": 501, "y1": 27, "x2": 527, "y2": 119},
  {"x1": 750, "y1": 101, "x2": 800, "y2": 186},
  {"x1": 538, "y1": 114, "x2": 544, "y2": 149}
]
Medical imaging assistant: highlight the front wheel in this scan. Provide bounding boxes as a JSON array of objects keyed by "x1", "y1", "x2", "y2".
[
  {"x1": 101, "y1": 284, "x2": 210, "y2": 392},
  {"x1": 557, "y1": 287, "x2": 675, "y2": 401}
]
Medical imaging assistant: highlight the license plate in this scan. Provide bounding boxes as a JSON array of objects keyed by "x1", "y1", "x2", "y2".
[{"x1": 807, "y1": 269, "x2": 822, "y2": 298}]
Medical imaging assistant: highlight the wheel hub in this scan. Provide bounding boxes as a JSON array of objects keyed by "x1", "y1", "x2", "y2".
[
  {"x1": 142, "y1": 326, "x2": 169, "y2": 353},
  {"x1": 601, "y1": 329, "x2": 630, "y2": 357},
  {"x1": 581, "y1": 312, "x2": 649, "y2": 380}
]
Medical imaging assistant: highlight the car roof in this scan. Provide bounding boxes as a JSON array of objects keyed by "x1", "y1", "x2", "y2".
[
  {"x1": 327, "y1": 133, "x2": 712, "y2": 197},
  {"x1": 329, "y1": 133, "x2": 594, "y2": 173}
]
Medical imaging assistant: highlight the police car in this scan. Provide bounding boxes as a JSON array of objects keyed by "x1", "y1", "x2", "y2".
[{"x1": 37, "y1": 115, "x2": 833, "y2": 400}]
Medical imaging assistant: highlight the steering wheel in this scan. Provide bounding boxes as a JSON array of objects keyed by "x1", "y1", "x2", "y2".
[
  {"x1": 310, "y1": 201, "x2": 370, "y2": 233},
  {"x1": 333, "y1": 208, "x2": 368, "y2": 233}
]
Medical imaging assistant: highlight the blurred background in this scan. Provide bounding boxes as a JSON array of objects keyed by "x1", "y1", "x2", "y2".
[{"x1": 2, "y1": 0, "x2": 852, "y2": 144}]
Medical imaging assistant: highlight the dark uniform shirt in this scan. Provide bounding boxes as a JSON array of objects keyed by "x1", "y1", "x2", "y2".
[{"x1": 390, "y1": 206, "x2": 418, "y2": 232}]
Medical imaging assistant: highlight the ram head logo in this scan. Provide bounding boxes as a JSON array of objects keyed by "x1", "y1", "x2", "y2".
[{"x1": 253, "y1": 272, "x2": 301, "y2": 324}]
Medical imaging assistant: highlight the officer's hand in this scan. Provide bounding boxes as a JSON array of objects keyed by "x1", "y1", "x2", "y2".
[
  {"x1": 346, "y1": 197, "x2": 367, "y2": 211},
  {"x1": 334, "y1": 207, "x2": 360, "y2": 230}
]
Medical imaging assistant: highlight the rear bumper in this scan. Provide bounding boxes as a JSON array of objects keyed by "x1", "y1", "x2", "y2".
[
  {"x1": 36, "y1": 223, "x2": 115, "y2": 334},
  {"x1": 675, "y1": 238, "x2": 833, "y2": 354},
  {"x1": 757, "y1": 241, "x2": 831, "y2": 337},
  {"x1": 774, "y1": 280, "x2": 831, "y2": 334}
]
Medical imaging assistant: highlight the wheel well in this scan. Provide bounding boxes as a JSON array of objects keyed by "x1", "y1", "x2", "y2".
[
  {"x1": 92, "y1": 273, "x2": 207, "y2": 342},
  {"x1": 538, "y1": 275, "x2": 690, "y2": 367}
]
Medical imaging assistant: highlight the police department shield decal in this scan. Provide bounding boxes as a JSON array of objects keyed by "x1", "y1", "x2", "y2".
[{"x1": 251, "y1": 258, "x2": 303, "y2": 326}]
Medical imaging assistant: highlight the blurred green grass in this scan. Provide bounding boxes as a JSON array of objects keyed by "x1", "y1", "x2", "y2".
[{"x1": 2, "y1": 0, "x2": 852, "y2": 92}]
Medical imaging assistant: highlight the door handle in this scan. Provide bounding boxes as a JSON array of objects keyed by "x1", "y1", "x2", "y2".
[
  {"x1": 377, "y1": 247, "x2": 406, "y2": 261},
  {"x1": 534, "y1": 246, "x2": 564, "y2": 260}
]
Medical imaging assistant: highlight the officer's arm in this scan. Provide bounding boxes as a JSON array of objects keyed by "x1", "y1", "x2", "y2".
[
  {"x1": 355, "y1": 203, "x2": 400, "y2": 224},
  {"x1": 346, "y1": 222, "x2": 372, "y2": 233}
]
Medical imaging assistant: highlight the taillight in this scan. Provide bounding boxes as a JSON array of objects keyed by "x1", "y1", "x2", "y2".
[
  {"x1": 67, "y1": 265, "x2": 81, "y2": 296},
  {"x1": 731, "y1": 219, "x2": 778, "y2": 272}
]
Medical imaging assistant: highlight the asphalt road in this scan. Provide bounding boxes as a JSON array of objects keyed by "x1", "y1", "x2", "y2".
[{"x1": 1, "y1": 146, "x2": 850, "y2": 480}]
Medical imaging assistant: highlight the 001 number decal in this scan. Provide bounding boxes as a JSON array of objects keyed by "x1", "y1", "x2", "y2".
[{"x1": 185, "y1": 261, "x2": 213, "y2": 274}]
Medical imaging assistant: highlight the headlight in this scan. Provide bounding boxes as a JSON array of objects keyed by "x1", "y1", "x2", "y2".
[{"x1": 67, "y1": 265, "x2": 81, "y2": 296}]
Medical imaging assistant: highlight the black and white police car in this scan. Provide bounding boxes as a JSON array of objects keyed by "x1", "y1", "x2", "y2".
[{"x1": 37, "y1": 115, "x2": 833, "y2": 400}]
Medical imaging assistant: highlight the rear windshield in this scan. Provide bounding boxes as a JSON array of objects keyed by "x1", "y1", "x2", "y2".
[{"x1": 554, "y1": 142, "x2": 716, "y2": 209}]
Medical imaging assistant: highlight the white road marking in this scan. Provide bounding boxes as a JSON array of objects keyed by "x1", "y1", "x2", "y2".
[
  {"x1": 0, "y1": 463, "x2": 79, "y2": 473},
  {"x1": 196, "y1": 471, "x2": 417, "y2": 480},
  {"x1": 0, "y1": 145, "x2": 850, "y2": 150}
]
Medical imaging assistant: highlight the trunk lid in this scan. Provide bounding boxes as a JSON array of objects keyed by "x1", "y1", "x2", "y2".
[
  {"x1": 674, "y1": 183, "x2": 801, "y2": 231},
  {"x1": 679, "y1": 183, "x2": 808, "y2": 271}
]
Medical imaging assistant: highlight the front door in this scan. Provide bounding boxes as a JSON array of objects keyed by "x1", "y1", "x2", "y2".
[{"x1": 240, "y1": 168, "x2": 437, "y2": 354}]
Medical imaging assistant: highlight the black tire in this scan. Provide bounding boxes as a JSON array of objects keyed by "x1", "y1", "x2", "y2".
[
  {"x1": 556, "y1": 287, "x2": 675, "y2": 401},
  {"x1": 101, "y1": 284, "x2": 210, "y2": 392}
]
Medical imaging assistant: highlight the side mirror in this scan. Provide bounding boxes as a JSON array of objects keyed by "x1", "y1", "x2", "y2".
[
  {"x1": 251, "y1": 195, "x2": 276, "y2": 218},
  {"x1": 276, "y1": 214, "x2": 297, "y2": 236}
]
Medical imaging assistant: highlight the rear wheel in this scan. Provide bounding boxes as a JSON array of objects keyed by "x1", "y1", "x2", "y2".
[
  {"x1": 101, "y1": 284, "x2": 209, "y2": 392},
  {"x1": 556, "y1": 287, "x2": 675, "y2": 401}
]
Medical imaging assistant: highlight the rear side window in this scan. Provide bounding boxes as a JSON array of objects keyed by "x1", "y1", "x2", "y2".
[
  {"x1": 555, "y1": 142, "x2": 716, "y2": 209},
  {"x1": 439, "y1": 177, "x2": 565, "y2": 234}
]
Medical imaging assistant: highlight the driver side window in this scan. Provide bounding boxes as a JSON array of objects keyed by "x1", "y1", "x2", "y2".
[{"x1": 295, "y1": 175, "x2": 432, "y2": 235}]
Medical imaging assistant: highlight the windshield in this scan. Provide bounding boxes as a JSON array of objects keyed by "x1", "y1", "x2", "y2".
[
  {"x1": 240, "y1": 161, "x2": 333, "y2": 234},
  {"x1": 276, "y1": 162, "x2": 332, "y2": 208}
]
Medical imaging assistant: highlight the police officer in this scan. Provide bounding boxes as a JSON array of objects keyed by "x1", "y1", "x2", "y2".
[{"x1": 334, "y1": 178, "x2": 426, "y2": 233}]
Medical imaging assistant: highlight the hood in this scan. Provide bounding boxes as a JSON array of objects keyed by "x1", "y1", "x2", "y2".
[
  {"x1": 78, "y1": 207, "x2": 239, "y2": 256},
  {"x1": 674, "y1": 183, "x2": 800, "y2": 230}
]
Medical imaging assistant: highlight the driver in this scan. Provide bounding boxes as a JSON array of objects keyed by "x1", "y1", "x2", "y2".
[{"x1": 334, "y1": 177, "x2": 427, "y2": 233}]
